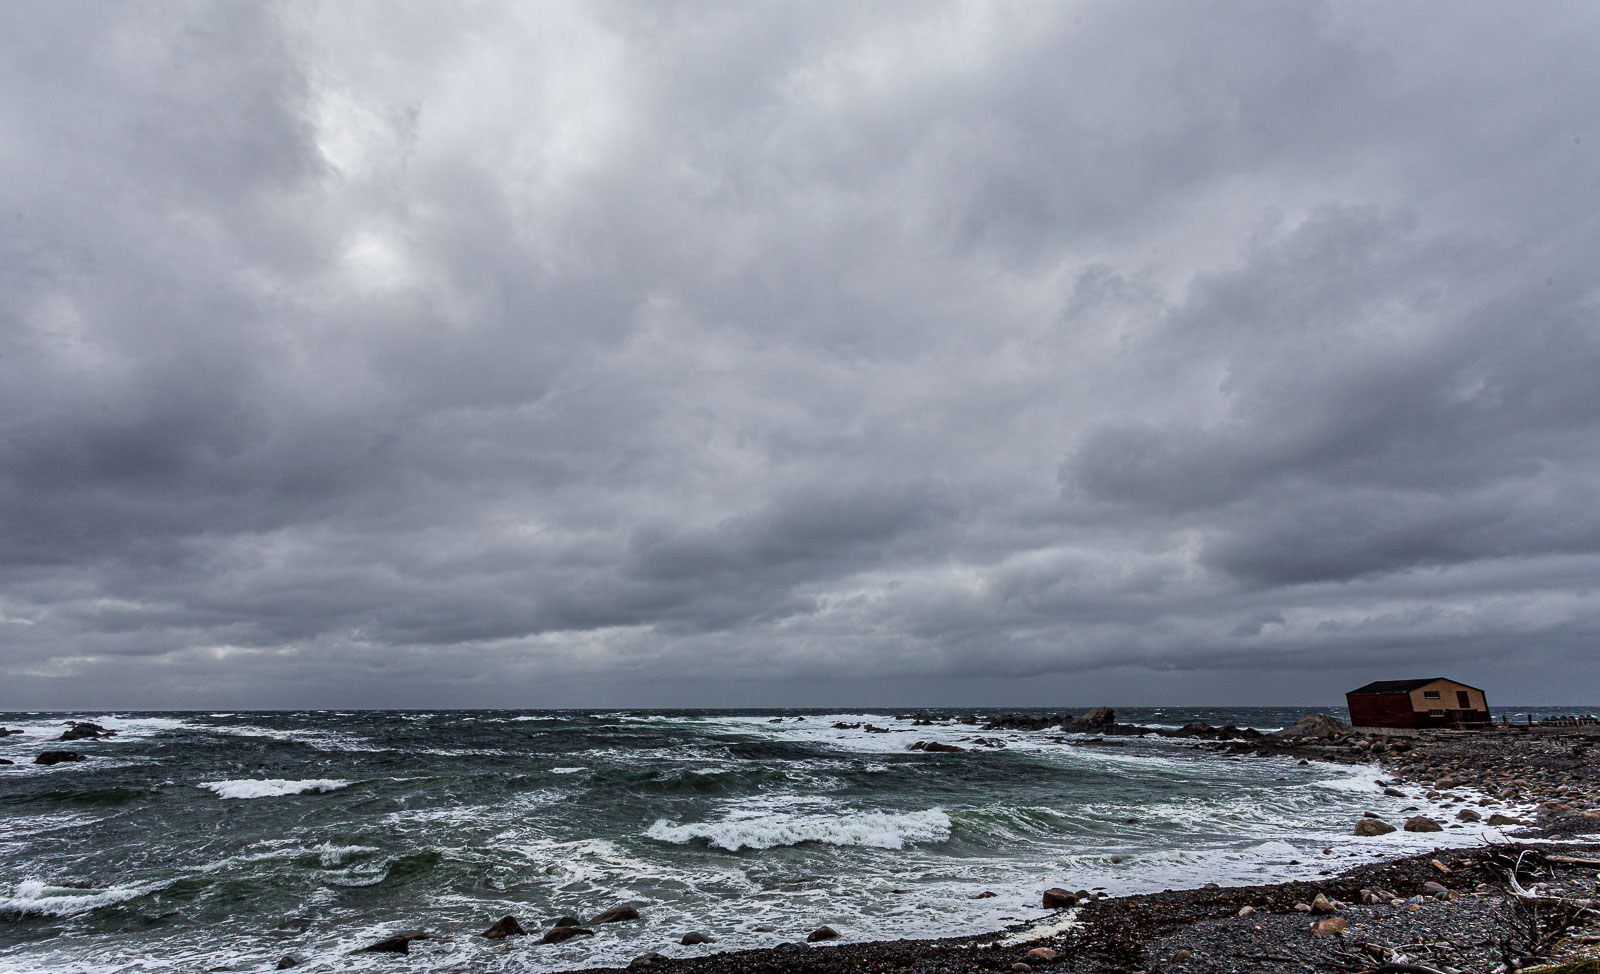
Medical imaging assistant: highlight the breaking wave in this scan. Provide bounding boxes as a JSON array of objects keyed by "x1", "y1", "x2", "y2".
[
  {"x1": 198, "y1": 778, "x2": 351, "y2": 800},
  {"x1": 646, "y1": 807, "x2": 951, "y2": 851},
  {"x1": 0, "y1": 878, "x2": 162, "y2": 917}
]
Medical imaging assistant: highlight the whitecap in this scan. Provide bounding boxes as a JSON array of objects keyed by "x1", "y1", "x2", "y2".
[
  {"x1": 0, "y1": 878, "x2": 160, "y2": 917},
  {"x1": 646, "y1": 807, "x2": 952, "y2": 851},
  {"x1": 198, "y1": 778, "x2": 351, "y2": 800}
]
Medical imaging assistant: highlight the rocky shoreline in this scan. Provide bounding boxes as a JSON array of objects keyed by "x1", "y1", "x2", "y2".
[{"x1": 532, "y1": 710, "x2": 1600, "y2": 974}]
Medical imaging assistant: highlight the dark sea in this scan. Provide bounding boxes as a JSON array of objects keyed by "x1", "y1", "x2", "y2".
[{"x1": 0, "y1": 706, "x2": 1581, "y2": 973}]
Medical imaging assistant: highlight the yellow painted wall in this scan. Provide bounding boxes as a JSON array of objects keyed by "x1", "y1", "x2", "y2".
[{"x1": 1408, "y1": 679, "x2": 1486, "y2": 713}]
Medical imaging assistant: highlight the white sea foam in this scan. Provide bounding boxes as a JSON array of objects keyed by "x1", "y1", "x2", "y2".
[
  {"x1": 199, "y1": 778, "x2": 351, "y2": 799},
  {"x1": 0, "y1": 879, "x2": 160, "y2": 917},
  {"x1": 647, "y1": 807, "x2": 952, "y2": 851},
  {"x1": 551, "y1": 766, "x2": 585, "y2": 774}
]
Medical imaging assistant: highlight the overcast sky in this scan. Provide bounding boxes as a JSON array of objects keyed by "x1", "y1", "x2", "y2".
[{"x1": 2, "y1": 2, "x2": 1598, "y2": 711}]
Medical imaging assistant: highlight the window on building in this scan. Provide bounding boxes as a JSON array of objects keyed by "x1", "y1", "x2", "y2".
[
  {"x1": 1457, "y1": 691, "x2": 1471, "y2": 708},
  {"x1": 1424, "y1": 690, "x2": 1441, "y2": 699},
  {"x1": 1429, "y1": 709, "x2": 1445, "y2": 717}
]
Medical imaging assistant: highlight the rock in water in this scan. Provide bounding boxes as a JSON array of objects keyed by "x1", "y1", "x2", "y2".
[
  {"x1": 1487, "y1": 813, "x2": 1521, "y2": 826},
  {"x1": 0, "y1": 758, "x2": 11, "y2": 765},
  {"x1": 482, "y1": 915, "x2": 526, "y2": 939},
  {"x1": 1042, "y1": 887, "x2": 1076, "y2": 908},
  {"x1": 919, "y1": 741, "x2": 966, "y2": 753},
  {"x1": 680, "y1": 931, "x2": 714, "y2": 945},
  {"x1": 552, "y1": 915, "x2": 582, "y2": 928},
  {"x1": 630, "y1": 953, "x2": 669, "y2": 967},
  {"x1": 355, "y1": 933, "x2": 437, "y2": 954},
  {"x1": 60, "y1": 722, "x2": 116, "y2": 742},
  {"x1": 541, "y1": 926, "x2": 594, "y2": 944},
  {"x1": 1079, "y1": 706, "x2": 1116, "y2": 727},
  {"x1": 1404, "y1": 816, "x2": 1443, "y2": 832},
  {"x1": 1457, "y1": 808, "x2": 1481, "y2": 822},
  {"x1": 590, "y1": 905, "x2": 641, "y2": 925},
  {"x1": 1310, "y1": 917, "x2": 1349, "y2": 936},
  {"x1": 807, "y1": 925, "x2": 839, "y2": 943},
  {"x1": 1355, "y1": 818, "x2": 1397, "y2": 836},
  {"x1": 35, "y1": 751, "x2": 86, "y2": 765},
  {"x1": 276, "y1": 957, "x2": 299, "y2": 970},
  {"x1": 0, "y1": 727, "x2": 22, "y2": 736}
]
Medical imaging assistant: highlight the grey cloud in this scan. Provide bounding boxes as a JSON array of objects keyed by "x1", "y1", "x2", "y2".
[{"x1": 2, "y1": 1, "x2": 1598, "y2": 707}]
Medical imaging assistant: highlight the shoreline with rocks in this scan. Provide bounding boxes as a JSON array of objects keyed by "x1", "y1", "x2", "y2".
[{"x1": 533, "y1": 709, "x2": 1600, "y2": 974}]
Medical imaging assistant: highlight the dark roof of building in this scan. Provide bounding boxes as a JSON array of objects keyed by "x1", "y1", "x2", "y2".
[{"x1": 1347, "y1": 678, "x2": 1485, "y2": 695}]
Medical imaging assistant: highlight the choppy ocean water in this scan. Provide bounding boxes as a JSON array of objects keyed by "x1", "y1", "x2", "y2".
[{"x1": 0, "y1": 706, "x2": 1578, "y2": 973}]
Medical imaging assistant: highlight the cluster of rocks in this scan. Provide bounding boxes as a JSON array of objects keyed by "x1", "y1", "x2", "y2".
[
  {"x1": 349, "y1": 903, "x2": 846, "y2": 966},
  {"x1": 0, "y1": 722, "x2": 118, "y2": 766},
  {"x1": 60, "y1": 721, "x2": 116, "y2": 741},
  {"x1": 1376, "y1": 731, "x2": 1600, "y2": 826}
]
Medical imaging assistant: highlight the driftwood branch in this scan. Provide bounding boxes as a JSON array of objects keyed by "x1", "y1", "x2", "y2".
[{"x1": 1507, "y1": 850, "x2": 1600, "y2": 908}]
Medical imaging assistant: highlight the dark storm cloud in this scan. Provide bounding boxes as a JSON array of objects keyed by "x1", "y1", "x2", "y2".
[{"x1": 2, "y1": 1, "x2": 1599, "y2": 708}]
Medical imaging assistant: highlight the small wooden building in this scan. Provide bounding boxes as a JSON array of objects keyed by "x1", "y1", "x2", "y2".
[{"x1": 1345, "y1": 678, "x2": 1491, "y2": 730}]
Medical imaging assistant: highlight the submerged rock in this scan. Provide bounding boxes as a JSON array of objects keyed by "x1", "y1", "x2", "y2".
[
  {"x1": 355, "y1": 932, "x2": 437, "y2": 954},
  {"x1": 630, "y1": 952, "x2": 669, "y2": 967},
  {"x1": 542, "y1": 926, "x2": 594, "y2": 944},
  {"x1": 590, "y1": 905, "x2": 640, "y2": 924},
  {"x1": 552, "y1": 915, "x2": 582, "y2": 928},
  {"x1": 680, "y1": 931, "x2": 715, "y2": 945},
  {"x1": 482, "y1": 915, "x2": 526, "y2": 939},
  {"x1": 275, "y1": 957, "x2": 300, "y2": 970}
]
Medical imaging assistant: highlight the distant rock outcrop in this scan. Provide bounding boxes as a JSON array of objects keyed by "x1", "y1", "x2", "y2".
[
  {"x1": 60, "y1": 722, "x2": 116, "y2": 741},
  {"x1": 1270, "y1": 714, "x2": 1352, "y2": 741},
  {"x1": 35, "y1": 751, "x2": 86, "y2": 765}
]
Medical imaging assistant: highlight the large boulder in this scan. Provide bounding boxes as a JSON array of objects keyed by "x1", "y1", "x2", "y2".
[
  {"x1": 590, "y1": 905, "x2": 640, "y2": 925},
  {"x1": 482, "y1": 916, "x2": 526, "y2": 939},
  {"x1": 1404, "y1": 816, "x2": 1443, "y2": 833},
  {"x1": 1042, "y1": 887, "x2": 1076, "y2": 908},
  {"x1": 36, "y1": 751, "x2": 86, "y2": 765},
  {"x1": 1077, "y1": 707, "x2": 1116, "y2": 728},
  {"x1": 1271, "y1": 715, "x2": 1351, "y2": 741},
  {"x1": 1354, "y1": 818, "x2": 1397, "y2": 836}
]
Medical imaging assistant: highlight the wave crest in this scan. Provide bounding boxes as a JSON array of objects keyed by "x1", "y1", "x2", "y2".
[
  {"x1": 199, "y1": 778, "x2": 351, "y2": 800},
  {"x1": 646, "y1": 807, "x2": 951, "y2": 851}
]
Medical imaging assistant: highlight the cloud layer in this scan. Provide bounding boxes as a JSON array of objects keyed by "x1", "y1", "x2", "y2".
[{"x1": 3, "y1": 1, "x2": 1598, "y2": 708}]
